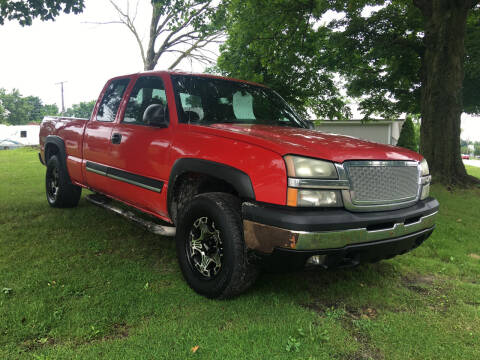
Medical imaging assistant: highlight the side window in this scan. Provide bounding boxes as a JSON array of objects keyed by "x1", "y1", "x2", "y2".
[
  {"x1": 123, "y1": 76, "x2": 168, "y2": 126},
  {"x1": 96, "y1": 78, "x2": 130, "y2": 122}
]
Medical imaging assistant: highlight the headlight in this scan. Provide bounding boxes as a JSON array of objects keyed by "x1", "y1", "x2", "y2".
[
  {"x1": 420, "y1": 158, "x2": 429, "y2": 176},
  {"x1": 284, "y1": 155, "x2": 337, "y2": 179},
  {"x1": 419, "y1": 158, "x2": 430, "y2": 200},
  {"x1": 287, "y1": 188, "x2": 343, "y2": 207},
  {"x1": 420, "y1": 183, "x2": 430, "y2": 200}
]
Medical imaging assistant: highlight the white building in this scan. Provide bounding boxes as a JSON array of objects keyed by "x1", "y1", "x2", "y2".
[
  {"x1": 0, "y1": 124, "x2": 40, "y2": 149},
  {"x1": 315, "y1": 120, "x2": 405, "y2": 145}
]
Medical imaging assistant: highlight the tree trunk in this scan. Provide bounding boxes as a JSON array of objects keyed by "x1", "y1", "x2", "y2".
[{"x1": 417, "y1": 0, "x2": 477, "y2": 185}]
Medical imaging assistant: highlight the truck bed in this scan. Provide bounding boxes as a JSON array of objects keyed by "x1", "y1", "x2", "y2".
[{"x1": 40, "y1": 116, "x2": 89, "y2": 184}]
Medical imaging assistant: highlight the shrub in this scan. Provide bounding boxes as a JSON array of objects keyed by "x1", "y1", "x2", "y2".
[{"x1": 397, "y1": 116, "x2": 418, "y2": 151}]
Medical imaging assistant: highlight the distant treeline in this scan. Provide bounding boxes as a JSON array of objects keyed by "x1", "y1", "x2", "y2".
[
  {"x1": 0, "y1": 88, "x2": 59, "y2": 125},
  {"x1": 0, "y1": 88, "x2": 95, "y2": 125}
]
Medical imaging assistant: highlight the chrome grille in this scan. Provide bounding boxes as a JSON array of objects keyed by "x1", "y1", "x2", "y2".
[{"x1": 345, "y1": 161, "x2": 419, "y2": 205}]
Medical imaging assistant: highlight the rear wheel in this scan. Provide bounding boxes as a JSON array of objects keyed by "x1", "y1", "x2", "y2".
[
  {"x1": 176, "y1": 192, "x2": 259, "y2": 298},
  {"x1": 45, "y1": 155, "x2": 82, "y2": 208}
]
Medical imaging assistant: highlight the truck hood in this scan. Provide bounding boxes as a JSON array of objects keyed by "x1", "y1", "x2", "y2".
[{"x1": 200, "y1": 124, "x2": 422, "y2": 163}]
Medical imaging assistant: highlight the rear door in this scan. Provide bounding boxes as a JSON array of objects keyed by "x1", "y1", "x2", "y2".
[
  {"x1": 105, "y1": 74, "x2": 174, "y2": 218},
  {"x1": 83, "y1": 77, "x2": 131, "y2": 194}
]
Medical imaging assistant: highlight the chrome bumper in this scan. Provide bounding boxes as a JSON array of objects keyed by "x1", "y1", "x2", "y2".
[{"x1": 243, "y1": 211, "x2": 437, "y2": 253}]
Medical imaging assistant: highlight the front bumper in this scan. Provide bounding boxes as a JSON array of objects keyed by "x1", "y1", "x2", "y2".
[{"x1": 242, "y1": 197, "x2": 439, "y2": 269}]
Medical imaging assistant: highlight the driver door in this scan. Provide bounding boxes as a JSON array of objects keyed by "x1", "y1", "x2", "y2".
[{"x1": 106, "y1": 74, "x2": 173, "y2": 218}]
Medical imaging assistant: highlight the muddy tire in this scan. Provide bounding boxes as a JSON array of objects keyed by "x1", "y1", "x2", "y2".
[
  {"x1": 45, "y1": 155, "x2": 82, "y2": 208},
  {"x1": 176, "y1": 192, "x2": 259, "y2": 299}
]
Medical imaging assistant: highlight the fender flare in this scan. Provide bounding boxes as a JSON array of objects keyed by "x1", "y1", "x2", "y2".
[
  {"x1": 44, "y1": 135, "x2": 69, "y2": 175},
  {"x1": 167, "y1": 158, "x2": 256, "y2": 211}
]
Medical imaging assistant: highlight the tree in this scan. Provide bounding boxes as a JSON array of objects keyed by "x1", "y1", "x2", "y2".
[
  {"x1": 413, "y1": 0, "x2": 480, "y2": 185},
  {"x1": 42, "y1": 103, "x2": 60, "y2": 118},
  {"x1": 0, "y1": 99, "x2": 7, "y2": 123},
  {"x1": 463, "y1": 9, "x2": 480, "y2": 115},
  {"x1": 327, "y1": 1, "x2": 480, "y2": 185},
  {"x1": 0, "y1": 88, "x2": 59, "y2": 124},
  {"x1": 219, "y1": 0, "x2": 480, "y2": 185},
  {"x1": 64, "y1": 100, "x2": 96, "y2": 119},
  {"x1": 216, "y1": 0, "x2": 349, "y2": 119},
  {"x1": 0, "y1": 0, "x2": 84, "y2": 26},
  {"x1": 0, "y1": 89, "x2": 32, "y2": 125},
  {"x1": 397, "y1": 116, "x2": 418, "y2": 151},
  {"x1": 105, "y1": 0, "x2": 225, "y2": 70},
  {"x1": 474, "y1": 143, "x2": 480, "y2": 157}
]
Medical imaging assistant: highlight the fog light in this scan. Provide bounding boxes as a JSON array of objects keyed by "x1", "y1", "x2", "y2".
[{"x1": 306, "y1": 255, "x2": 326, "y2": 266}]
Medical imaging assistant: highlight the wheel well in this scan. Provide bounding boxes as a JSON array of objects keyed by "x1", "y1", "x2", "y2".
[
  {"x1": 169, "y1": 172, "x2": 239, "y2": 224},
  {"x1": 44, "y1": 143, "x2": 60, "y2": 164}
]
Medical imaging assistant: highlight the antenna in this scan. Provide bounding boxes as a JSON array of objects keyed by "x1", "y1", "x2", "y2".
[{"x1": 55, "y1": 81, "x2": 68, "y2": 114}]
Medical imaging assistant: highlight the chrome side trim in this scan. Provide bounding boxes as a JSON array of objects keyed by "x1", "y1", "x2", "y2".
[
  {"x1": 86, "y1": 161, "x2": 163, "y2": 193},
  {"x1": 87, "y1": 167, "x2": 107, "y2": 177},
  {"x1": 107, "y1": 173, "x2": 162, "y2": 193},
  {"x1": 288, "y1": 178, "x2": 350, "y2": 189}
]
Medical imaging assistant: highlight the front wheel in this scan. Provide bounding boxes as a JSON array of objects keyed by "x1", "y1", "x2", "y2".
[
  {"x1": 176, "y1": 192, "x2": 259, "y2": 299},
  {"x1": 45, "y1": 155, "x2": 82, "y2": 208}
]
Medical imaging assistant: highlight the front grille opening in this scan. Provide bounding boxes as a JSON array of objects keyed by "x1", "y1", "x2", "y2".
[
  {"x1": 404, "y1": 216, "x2": 421, "y2": 225},
  {"x1": 346, "y1": 162, "x2": 419, "y2": 206},
  {"x1": 366, "y1": 222, "x2": 395, "y2": 231}
]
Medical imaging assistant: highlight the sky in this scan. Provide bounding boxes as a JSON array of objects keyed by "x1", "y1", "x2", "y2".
[{"x1": 0, "y1": 0, "x2": 479, "y2": 141}]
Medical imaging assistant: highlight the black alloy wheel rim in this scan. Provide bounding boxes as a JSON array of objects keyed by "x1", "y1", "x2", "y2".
[
  {"x1": 47, "y1": 167, "x2": 59, "y2": 202},
  {"x1": 186, "y1": 216, "x2": 223, "y2": 279}
]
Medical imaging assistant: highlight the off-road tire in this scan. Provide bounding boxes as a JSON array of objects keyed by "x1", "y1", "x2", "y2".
[
  {"x1": 45, "y1": 155, "x2": 82, "y2": 208},
  {"x1": 176, "y1": 192, "x2": 259, "y2": 299}
]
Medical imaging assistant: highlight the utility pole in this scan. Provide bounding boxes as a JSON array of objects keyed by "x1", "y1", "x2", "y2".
[{"x1": 55, "y1": 81, "x2": 67, "y2": 114}]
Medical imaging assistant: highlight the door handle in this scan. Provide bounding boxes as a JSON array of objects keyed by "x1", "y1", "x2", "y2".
[{"x1": 111, "y1": 133, "x2": 122, "y2": 144}]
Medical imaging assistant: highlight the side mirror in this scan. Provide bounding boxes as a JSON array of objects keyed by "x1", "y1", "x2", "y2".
[{"x1": 143, "y1": 103, "x2": 168, "y2": 128}]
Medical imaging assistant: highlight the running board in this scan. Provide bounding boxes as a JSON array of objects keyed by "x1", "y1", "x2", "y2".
[{"x1": 85, "y1": 194, "x2": 176, "y2": 237}]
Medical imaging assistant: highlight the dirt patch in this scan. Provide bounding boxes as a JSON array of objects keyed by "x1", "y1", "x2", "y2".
[
  {"x1": 346, "y1": 306, "x2": 378, "y2": 320},
  {"x1": 345, "y1": 348, "x2": 384, "y2": 360},
  {"x1": 21, "y1": 322, "x2": 131, "y2": 352},
  {"x1": 401, "y1": 274, "x2": 436, "y2": 295},
  {"x1": 469, "y1": 253, "x2": 480, "y2": 260},
  {"x1": 302, "y1": 301, "x2": 343, "y2": 314},
  {"x1": 341, "y1": 309, "x2": 384, "y2": 360},
  {"x1": 102, "y1": 322, "x2": 130, "y2": 341},
  {"x1": 21, "y1": 337, "x2": 56, "y2": 352},
  {"x1": 465, "y1": 301, "x2": 480, "y2": 306},
  {"x1": 302, "y1": 301, "x2": 384, "y2": 359}
]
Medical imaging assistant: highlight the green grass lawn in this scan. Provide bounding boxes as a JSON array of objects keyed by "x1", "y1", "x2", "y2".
[
  {"x1": 1, "y1": 148, "x2": 479, "y2": 360},
  {"x1": 466, "y1": 164, "x2": 480, "y2": 179}
]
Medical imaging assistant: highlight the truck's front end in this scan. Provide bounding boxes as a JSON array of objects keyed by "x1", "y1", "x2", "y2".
[{"x1": 243, "y1": 155, "x2": 438, "y2": 269}]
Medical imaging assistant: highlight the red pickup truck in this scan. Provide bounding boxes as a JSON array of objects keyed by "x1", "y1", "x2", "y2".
[{"x1": 39, "y1": 71, "x2": 438, "y2": 298}]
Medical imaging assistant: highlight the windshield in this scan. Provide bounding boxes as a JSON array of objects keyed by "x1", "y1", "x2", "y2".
[{"x1": 171, "y1": 75, "x2": 308, "y2": 128}]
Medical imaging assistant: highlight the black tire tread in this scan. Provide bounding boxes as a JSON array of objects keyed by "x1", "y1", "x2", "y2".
[
  {"x1": 46, "y1": 155, "x2": 82, "y2": 208},
  {"x1": 176, "y1": 192, "x2": 259, "y2": 299}
]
